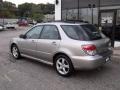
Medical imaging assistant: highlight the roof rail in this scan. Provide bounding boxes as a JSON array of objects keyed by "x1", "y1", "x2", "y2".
[{"x1": 51, "y1": 20, "x2": 89, "y2": 23}]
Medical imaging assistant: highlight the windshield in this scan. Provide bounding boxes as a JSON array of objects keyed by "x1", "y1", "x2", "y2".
[{"x1": 81, "y1": 24, "x2": 102, "y2": 40}]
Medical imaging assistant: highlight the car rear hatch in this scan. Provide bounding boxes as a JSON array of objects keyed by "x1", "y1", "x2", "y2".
[
  {"x1": 81, "y1": 24, "x2": 111, "y2": 55},
  {"x1": 61, "y1": 24, "x2": 112, "y2": 55},
  {"x1": 90, "y1": 38, "x2": 111, "y2": 55}
]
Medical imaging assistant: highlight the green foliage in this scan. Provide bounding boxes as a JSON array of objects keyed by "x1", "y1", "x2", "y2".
[
  {"x1": 0, "y1": 1, "x2": 55, "y2": 20},
  {"x1": 18, "y1": 3, "x2": 54, "y2": 21},
  {"x1": 37, "y1": 3, "x2": 54, "y2": 14},
  {"x1": 32, "y1": 13, "x2": 44, "y2": 22},
  {"x1": 0, "y1": 1, "x2": 17, "y2": 18},
  {"x1": 18, "y1": 3, "x2": 34, "y2": 17}
]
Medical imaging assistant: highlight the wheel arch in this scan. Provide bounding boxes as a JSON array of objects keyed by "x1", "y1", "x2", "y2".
[
  {"x1": 10, "y1": 43, "x2": 18, "y2": 52},
  {"x1": 53, "y1": 52, "x2": 75, "y2": 76},
  {"x1": 53, "y1": 52, "x2": 72, "y2": 64}
]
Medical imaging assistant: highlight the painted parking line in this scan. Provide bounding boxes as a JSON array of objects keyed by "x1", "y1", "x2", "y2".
[{"x1": 4, "y1": 74, "x2": 12, "y2": 82}]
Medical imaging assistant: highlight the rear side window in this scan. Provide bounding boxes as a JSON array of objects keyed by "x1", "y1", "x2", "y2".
[
  {"x1": 61, "y1": 25, "x2": 86, "y2": 40},
  {"x1": 40, "y1": 25, "x2": 60, "y2": 40},
  {"x1": 81, "y1": 24, "x2": 102, "y2": 40}
]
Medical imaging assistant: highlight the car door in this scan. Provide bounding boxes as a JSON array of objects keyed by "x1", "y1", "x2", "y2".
[
  {"x1": 36, "y1": 25, "x2": 61, "y2": 62},
  {"x1": 19, "y1": 26, "x2": 43, "y2": 57}
]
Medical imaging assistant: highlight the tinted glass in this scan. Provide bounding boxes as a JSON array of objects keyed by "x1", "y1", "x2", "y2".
[
  {"x1": 40, "y1": 25, "x2": 60, "y2": 39},
  {"x1": 81, "y1": 24, "x2": 102, "y2": 40},
  {"x1": 61, "y1": 25, "x2": 86, "y2": 40},
  {"x1": 117, "y1": 10, "x2": 120, "y2": 25},
  {"x1": 26, "y1": 26, "x2": 43, "y2": 39}
]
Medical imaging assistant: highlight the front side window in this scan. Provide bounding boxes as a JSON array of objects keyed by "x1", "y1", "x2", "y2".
[
  {"x1": 26, "y1": 26, "x2": 43, "y2": 39},
  {"x1": 40, "y1": 25, "x2": 60, "y2": 40}
]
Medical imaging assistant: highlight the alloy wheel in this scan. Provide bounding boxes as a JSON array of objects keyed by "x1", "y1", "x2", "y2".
[{"x1": 56, "y1": 57, "x2": 70, "y2": 75}]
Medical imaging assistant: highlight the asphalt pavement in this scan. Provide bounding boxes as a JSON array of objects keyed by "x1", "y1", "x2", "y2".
[{"x1": 0, "y1": 27, "x2": 120, "y2": 90}]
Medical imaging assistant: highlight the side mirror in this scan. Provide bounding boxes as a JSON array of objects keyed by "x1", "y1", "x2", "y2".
[{"x1": 19, "y1": 34, "x2": 26, "y2": 39}]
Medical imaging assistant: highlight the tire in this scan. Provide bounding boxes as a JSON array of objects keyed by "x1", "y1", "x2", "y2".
[
  {"x1": 54, "y1": 55, "x2": 74, "y2": 77},
  {"x1": 11, "y1": 44, "x2": 21, "y2": 59}
]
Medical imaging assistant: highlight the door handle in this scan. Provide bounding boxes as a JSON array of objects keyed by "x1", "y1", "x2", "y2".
[
  {"x1": 52, "y1": 42, "x2": 57, "y2": 45},
  {"x1": 32, "y1": 40, "x2": 35, "y2": 43}
]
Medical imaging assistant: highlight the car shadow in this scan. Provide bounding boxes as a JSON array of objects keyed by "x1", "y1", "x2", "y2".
[
  {"x1": 9, "y1": 54, "x2": 112, "y2": 78},
  {"x1": 73, "y1": 64, "x2": 112, "y2": 78}
]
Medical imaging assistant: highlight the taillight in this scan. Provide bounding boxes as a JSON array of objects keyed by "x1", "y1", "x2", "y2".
[{"x1": 82, "y1": 44, "x2": 97, "y2": 56}]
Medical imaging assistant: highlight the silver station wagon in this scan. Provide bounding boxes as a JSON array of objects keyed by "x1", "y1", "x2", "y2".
[{"x1": 10, "y1": 22, "x2": 113, "y2": 77}]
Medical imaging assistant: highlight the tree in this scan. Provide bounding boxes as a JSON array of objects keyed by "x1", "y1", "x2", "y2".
[
  {"x1": 32, "y1": 13, "x2": 44, "y2": 22},
  {"x1": 37, "y1": 3, "x2": 54, "y2": 14},
  {"x1": 0, "y1": 1, "x2": 17, "y2": 18},
  {"x1": 0, "y1": 1, "x2": 54, "y2": 20},
  {"x1": 18, "y1": 3, "x2": 54, "y2": 21},
  {"x1": 18, "y1": 3, "x2": 34, "y2": 17}
]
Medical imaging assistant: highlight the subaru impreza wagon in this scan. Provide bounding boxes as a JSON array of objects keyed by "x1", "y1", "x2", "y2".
[{"x1": 10, "y1": 22, "x2": 113, "y2": 77}]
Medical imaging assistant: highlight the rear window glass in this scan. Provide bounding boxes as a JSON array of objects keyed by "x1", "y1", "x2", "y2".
[
  {"x1": 81, "y1": 24, "x2": 102, "y2": 40},
  {"x1": 61, "y1": 25, "x2": 87, "y2": 40}
]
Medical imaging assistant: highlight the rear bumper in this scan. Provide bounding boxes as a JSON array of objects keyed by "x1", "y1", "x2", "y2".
[{"x1": 71, "y1": 50, "x2": 113, "y2": 69}]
